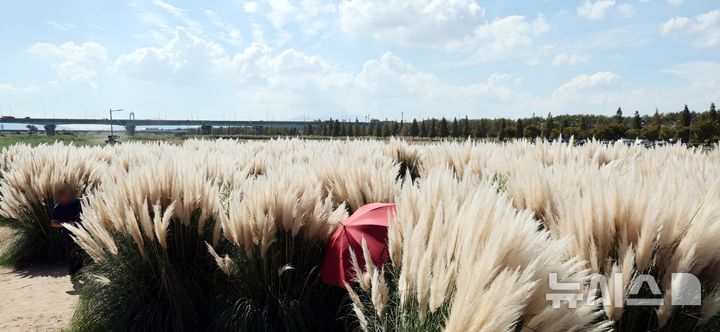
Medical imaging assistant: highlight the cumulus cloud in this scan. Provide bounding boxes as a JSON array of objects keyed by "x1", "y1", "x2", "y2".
[
  {"x1": 577, "y1": 0, "x2": 616, "y2": 20},
  {"x1": 337, "y1": 0, "x2": 549, "y2": 63},
  {"x1": 552, "y1": 71, "x2": 622, "y2": 104},
  {"x1": 660, "y1": 9, "x2": 720, "y2": 48},
  {"x1": 339, "y1": 0, "x2": 483, "y2": 48},
  {"x1": 108, "y1": 29, "x2": 526, "y2": 118},
  {"x1": 27, "y1": 41, "x2": 109, "y2": 88}
]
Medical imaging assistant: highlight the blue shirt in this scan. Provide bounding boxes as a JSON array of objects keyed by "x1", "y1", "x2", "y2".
[{"x1": 52, "y1": 198, "x2": 82, "y2": 224}]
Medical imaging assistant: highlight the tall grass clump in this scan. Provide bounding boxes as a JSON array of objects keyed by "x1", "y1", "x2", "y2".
[
  {"x1": 66, "y1": 158, "x2": 224, "y2": 331},
  {"x1": 0, "y1": 143, "x2": 105, "y2": 266},
  {"x1": 346, "y1": 169, "x2": 604, "y2": 331},
  {"x1": 503, "y1": 141, "x2": 720, "y2": 330},
  {"x1": 209, "y1": 166, "x2": 353, "y2": 331}
]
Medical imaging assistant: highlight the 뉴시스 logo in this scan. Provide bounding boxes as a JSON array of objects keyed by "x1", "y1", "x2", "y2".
[{"x1": 547, "y1": 272, "x2": 702, "y2": 309}]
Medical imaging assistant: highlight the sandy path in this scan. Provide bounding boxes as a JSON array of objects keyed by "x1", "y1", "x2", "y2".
[{"x1": 0, "y1": 228, "x2": 78, "y2": 331}]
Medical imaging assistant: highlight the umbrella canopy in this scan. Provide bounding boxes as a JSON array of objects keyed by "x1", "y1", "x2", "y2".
[{"x1": 321, "y1": 203, "x2": 397, "y2": 287}]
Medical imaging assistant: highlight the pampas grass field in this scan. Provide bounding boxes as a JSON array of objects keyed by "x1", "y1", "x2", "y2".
[{"x1": 1, "y1": 138, "x2": 719, "y2": 331}]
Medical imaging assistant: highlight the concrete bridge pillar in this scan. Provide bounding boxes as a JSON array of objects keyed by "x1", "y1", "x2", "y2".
[
  {"x1": 200, "y1": 124, "x2": 212, "y2": 135},
  {"x1": 125, "y1": 125, "x2": 136, "y2": 136},
  {"x1": 44, "y1": 124, "x2": 57, "y2": 136}
]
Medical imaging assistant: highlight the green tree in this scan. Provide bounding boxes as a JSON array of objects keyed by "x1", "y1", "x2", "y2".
[
  {"x1": 497, "y1": 119, "x2": 506, "y2": 141},
  {"x1": 26, "y1": 124, "x2": 38, "y2": 135},
  {"x1": 692, "y1": 119, "x2": 718, "y2": 143},
  {"x1": 439, "y1": 118, "x2": 449, "y2": 137},
  {"x1": 615, "y1": 107, "x2": 624, "y2": 124},
  {"x1": 429, "y1": 119, "x2": 437, "y2": 138},
  {"x1": 544, "y1": 113, "x2": 554, "y2": 139},
  {"x1": 515, "y1": 119, "x2": 524, "y2": 139},
  {"x1": 633, "y1": 111, "x2": 642, "y2": 130},
  {"x1": 659, "y1": 126, "x2": 676, "y2": 141},
  {"x1": 474, "y1": 120, "x2": 488, "y2": 139},
  {"x1": 451, "y1": 117, "x2": 460, "y2": 137},
  {"x1": 382, "y1": 121, "x2": 394, "y2": 137},
  {"x1": 680, "y1": 104, "x2": 691, "y2": 127},
  {"x1": 410, "y1": 119, "x2": 419, "y2": 137},
  {"x1": 332, "y1": 119, "x2": 341, "y2": 136},
  {"x1": 461, "y1": 116, "x2": 470, "y2": 137},
  {"x1": 709, "y1": 103, "x2": 717, "y2": 123},
  {"x1": 340, "y1": 121, "x2": 347, "y2": 136},
  {"x1": 594, "y1": 123, "x2": 627, "y2": 140},
  {"x1": 523, "y1": 125, "x2": 541, "y2": 139}
]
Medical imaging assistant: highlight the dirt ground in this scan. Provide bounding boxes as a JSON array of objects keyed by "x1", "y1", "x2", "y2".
[{"x1": 0, "y1": 228, "x2": 78, "y2": 331}]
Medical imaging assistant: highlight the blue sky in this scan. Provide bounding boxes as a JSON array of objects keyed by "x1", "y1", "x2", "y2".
[{"x1": 0, "y1": 0, "x2": 718, "y2": 121}]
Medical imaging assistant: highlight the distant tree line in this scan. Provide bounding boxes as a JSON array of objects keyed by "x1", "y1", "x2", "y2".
[
  {"x1": 196, "y1": 103, "x2": 720, "y2": 144},
  {"x1": 301, "y1": 103, "x2": 719, "y2": 143}
]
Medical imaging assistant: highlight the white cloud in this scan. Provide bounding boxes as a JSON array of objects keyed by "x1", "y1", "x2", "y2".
[
  {"x1": 552, "y1": 53, "x2": 590, "y2": 66},
  {"x1": 577, "y1": 0, "x2": 616, "y2": 20},
  {"x1": 109, "y1": 29, "x2": 525, "y2": 119},
  {"x1": 552, "y1": 71, "x2": 622, "y2": 103},
  {"x1": 660, "y1": 9, "x2": 720, "y2": 48},
  {"x1": 667, "y1": 0, "x2": 682, "y2": 6},
  {"x1": 617, "y1": 3, "x2": 634, "y2": 18},
  {"x1": 339, "y1": 0, "x2": 484, "y2": 49},
  {"x1": 468, "y1": 15, "x2": 549, "y2": 63},
  {"x1": 27, "y1": 41, "x2": 109, "y2": 88},
  {"x1": 115, "y1": 28, "x2": 228, "y2": 85},
  {"x1": 264, "y1": 0, "x2": 297, "y2": 30},
  {"x1": 337, "y1": 0, "x2": 550, "y2": 61}
]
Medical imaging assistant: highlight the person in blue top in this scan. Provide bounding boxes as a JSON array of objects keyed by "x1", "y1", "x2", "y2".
[{"x1": 50, "y1": 186, "x2": 84, "y2": 277}]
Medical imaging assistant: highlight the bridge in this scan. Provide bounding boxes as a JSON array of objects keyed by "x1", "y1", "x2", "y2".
[{"x1": 0, "y1": 117, "x2": 343, "y2": 136}]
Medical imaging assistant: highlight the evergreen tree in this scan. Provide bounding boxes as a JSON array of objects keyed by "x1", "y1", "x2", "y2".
[
  {"x1": 419, "y1": 120, "x2": 428, "y2": 137},
  {"x1": 461, "y1": 116, "x2": 470, "y2": 137},
  {"x1": 410, "y1": 119, "x2": 419, "y2": 137},
  {"x1": 544, "y1": 113, "x2": 554, "y2": 138},
  {"x1": 429, "y1": 119, "x2": 437, "y2": 138},
  {"x1": 439, "y1": 118, "x2": 449, "y2": 137},
  {"x1": 633, "y1": 111, "x2": 642, "y2": 130},
  {"x1": 615, "y1": 107, "x2": 624, "y2": 124},
  {"x1": 515, "y1": 119, "x2": 524, "y2": 139},
  {"x1": 709, "y1": 103, "x2": 717, "y2": 123},
  {"x1": 451, "y1": 117, "x2": 460, "y2": 137},
  {"x1": 333, "y1": 120, "x2": 341, "y2": 136},
  {"x1": 382, "y1": 121, "x2": 394, "y2": 137},
  {"x1": 681, "y1": 105, "x2": 691, "y2": 126},
  {"x1": 497, "y1": 119, "x2": 506, "y2": 141}
]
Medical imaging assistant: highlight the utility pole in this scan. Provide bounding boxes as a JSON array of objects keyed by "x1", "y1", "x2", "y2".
[{"x1": 109, "y1": 108, "x2": 123, "y2": 137}]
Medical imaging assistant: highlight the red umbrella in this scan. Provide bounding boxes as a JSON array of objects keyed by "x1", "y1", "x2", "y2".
[{"x1": 321, "y1": 203, "x2": 397, "y2": 287}]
